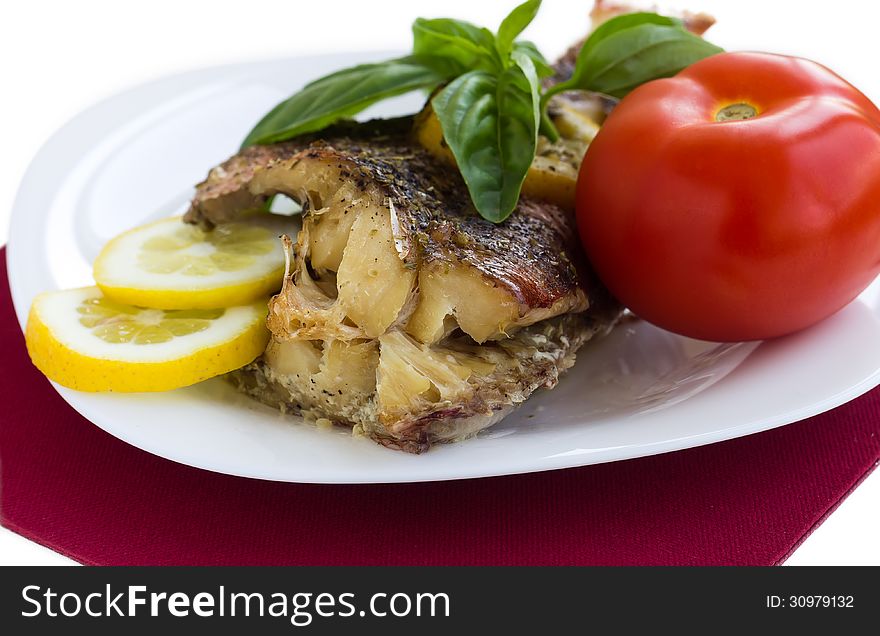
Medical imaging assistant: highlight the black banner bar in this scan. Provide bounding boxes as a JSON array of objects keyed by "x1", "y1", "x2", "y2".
[{"x1": 0, "y1": 567, "x2": 875, "y2": 633}]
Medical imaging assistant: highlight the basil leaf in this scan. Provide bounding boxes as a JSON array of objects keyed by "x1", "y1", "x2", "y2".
[
  {"x1": 545, "y1": 12, "x2": 716, "y2": 100},
  {"x1": 583, "y1": 12, "x2": 681, "y2": 57},
  {"x1": 496, "y1": 0, "x2": 542, "y2": 59},
  {"x1": 512, "y1": 40, "x2": 554, "y2": 78},
  {"x1": 242, "y1": 56, "x2": 456, "y2": 147},
  {"x1": 432, "y1": 60, "x2": 539, "y2": 223},
  {"x1": 582, "y1": 24, "x2": 722, "y2": 97},
  {"x1": 513, "y1": 46, "x2": 556, "y2": 140},
  {"x1": 412, "y1": 18, "x2": 499, "y2": 73},
  {"x1": 510, "y1": 50, "x2": 541, "y2": 136}
]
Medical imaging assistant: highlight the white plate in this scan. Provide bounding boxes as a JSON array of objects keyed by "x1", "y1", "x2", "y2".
[{"x1": 8, "y1": 52, "x2": 880, "y2": 483}]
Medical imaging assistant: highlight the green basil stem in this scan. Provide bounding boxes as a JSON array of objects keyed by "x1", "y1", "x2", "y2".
[{"x1": 539, "y1": 108, "x2": 560, "y2": 142}]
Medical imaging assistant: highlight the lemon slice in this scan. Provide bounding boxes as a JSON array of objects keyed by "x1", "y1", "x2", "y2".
[
  {"x1": 94, "y1": 215, "x2": 293, "y2": 309},
  {"x1": 25, "y1": 287, "x2": 269, "y2": 392}
]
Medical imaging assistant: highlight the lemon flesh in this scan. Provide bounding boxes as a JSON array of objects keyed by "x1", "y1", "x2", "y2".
[
  {"x1": 26, "y1": 287, "x2": 269, "y2": 392},
  {"x1": 94, "y1": 215, "x2": 292, "y2": 309}
]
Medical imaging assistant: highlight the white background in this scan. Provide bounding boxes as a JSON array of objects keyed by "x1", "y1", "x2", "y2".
[{"x1": 1, "y1": 0, "x2": 878, "y2": 565}]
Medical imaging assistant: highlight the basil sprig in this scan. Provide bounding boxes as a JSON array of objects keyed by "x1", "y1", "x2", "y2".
[
  {"x1": 243, "y1": 2, "x2": 722, "y2": 223},
  {"x1": 542, "y1": 12, "x2": 723, "y2": 102}
]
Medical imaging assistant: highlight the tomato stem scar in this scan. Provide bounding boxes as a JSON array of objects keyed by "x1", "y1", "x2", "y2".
[{"x1": 715, "y1": 103, "x2": 758, "y2": 122}]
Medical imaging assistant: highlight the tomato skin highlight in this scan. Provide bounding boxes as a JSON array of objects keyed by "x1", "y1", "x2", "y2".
[{"x1": 576, "y1": 51, "x2": 880, "y2": 341}]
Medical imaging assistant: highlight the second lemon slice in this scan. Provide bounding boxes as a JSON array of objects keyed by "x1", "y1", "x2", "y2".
[
  {"x1": 26, "y1": 287, "x2": 269, "y2": 392},
  {"x1": 94, "y1": 215, "x2": 291, "y2": 309}
]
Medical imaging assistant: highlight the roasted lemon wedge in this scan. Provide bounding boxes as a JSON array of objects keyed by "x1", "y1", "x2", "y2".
[
  {"x1": 93, "y1": 215, "x2": 289, "y2": 309},
  {"x1": 25, "y1": 287, "x2": 269, "y2": 392}
]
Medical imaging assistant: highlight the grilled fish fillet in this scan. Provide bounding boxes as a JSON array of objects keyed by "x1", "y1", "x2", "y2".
[
  {"x1": 183, "y1": 26, "x2": 630, "y2": 453},
  {"x1": 184, "y1": 117, "x2": 621, "y2": 452}
]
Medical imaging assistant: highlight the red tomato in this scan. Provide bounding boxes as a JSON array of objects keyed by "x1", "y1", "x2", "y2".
[{"x1": 576, "y1": 51, "x2": 880, "y2": 341}]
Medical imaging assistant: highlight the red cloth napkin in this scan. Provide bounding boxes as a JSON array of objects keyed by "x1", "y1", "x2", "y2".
[{"x1": 1, "y1": 248, "x2": 878, "y2": 565}]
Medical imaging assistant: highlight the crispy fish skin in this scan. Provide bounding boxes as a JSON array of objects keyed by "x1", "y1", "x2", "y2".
[
  {"x1": 185, "y1": 119, "x2": 589, "y2": 318},
  {"x1": 186, "y1": 119, "x2": 410, "y2": 227}
]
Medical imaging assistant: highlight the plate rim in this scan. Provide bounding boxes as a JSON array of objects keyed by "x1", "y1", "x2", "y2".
[{"x1": 8, "y1": 51, "x2": 880, "y2": 484}]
